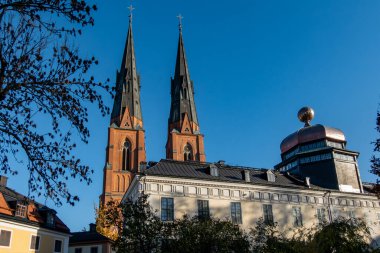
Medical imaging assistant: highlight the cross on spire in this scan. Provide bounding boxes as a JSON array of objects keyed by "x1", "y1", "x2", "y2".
[
  {"x1": 177, "y1": 14, "x2": 183, "y2": 32},
  {"x1": 128, "y1": 4, "x2": 135, "y2": 22}
]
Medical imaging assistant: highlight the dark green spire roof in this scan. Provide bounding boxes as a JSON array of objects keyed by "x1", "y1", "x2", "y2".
[
  {"x1": 111, "y1": 20, "x2": 143, "y2": 128},
  {"x1": 168, "y1": 29, "x2": 199, "y2": 127}
]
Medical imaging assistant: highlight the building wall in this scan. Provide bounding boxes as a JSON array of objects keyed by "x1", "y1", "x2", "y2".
[
  {"x1": 334, "y1": 159, "x2": 361, "y2": 192},
  {"x1": 166, "y1": 131, "x2": 205, "y2": 162},
  {"x1": 126, "y1": 176, "x2": 380, "y2": 242},
  {"x1": 0, "y1": 219, "x2": 69, "y2": 253},
  {"x1": 69, "y1": 243, "x2": 115, "y2": 253},
  {"x1": 101, "y1": 126, "x2": 146, "y2": 203}
]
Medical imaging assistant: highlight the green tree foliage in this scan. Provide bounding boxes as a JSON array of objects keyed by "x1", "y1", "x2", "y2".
[
  {"x1": 110, "y1": 194, "x2": 249, "y2": 253},
  {"x1": 115, "y1": 195, "x2": 164, "y2": 253},
  {"x1": 250, "y1": 218, "x2": 375, "y2": 253},
  {"x1": 95, "y1": 199, "x2": 123, "y2": 241},
  {"x1": 0, "y1": 0, "x2": 111, "y2": 205},
  {"x1": 310, "y1": 218, "x2": 373, "y2": 253},
  {"x1": 250, "y1": 219, "x2": 301, "y2": 253},
  {"x1": 163, "y1": 216, "x2": 250, "y2": 253}
]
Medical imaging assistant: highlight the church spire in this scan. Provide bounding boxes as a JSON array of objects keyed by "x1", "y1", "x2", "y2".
[
  {"x1": 111, "y1": 8, "x2": 143, "y2": 129},
  {"x1": 168, "y1": 17, "x2": 199, "y2": 128},
  {"x1": 101, "y1": 7, "x2": 146, "y2": 204},
  {"x1": 166, "y1": 18, "x2": 205, "y2": 162}
]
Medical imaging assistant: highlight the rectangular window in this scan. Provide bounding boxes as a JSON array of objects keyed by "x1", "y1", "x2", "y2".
[
  {"x1": 54, "y1": 240, "x2": 62, "y2": 253},
  {"x1": 15, "y1": 204, "x2": 27, "y2": 217},
  {"x1": 75, "y1": 248, "x2": 82, "y2": 253},
  {"x1": 231, "y1": 202, "x2": 242, "y2": 224},
  {"x1": 333, "y1": 208, "x2": 341, "y2": 219},
  {"x1": 0, "y1": 230, "x2": 11, "y2": 247},
  {"x1": 91, "y1": 247, "x2": 98, "y2": 253},
  {"x1": 263, "y1": 204, "x2": 274, "y2": 225},
  {"x1": 316, "y1": 208, "x2": 326, "y2": 224},
  {"x1": 161, "y1": 198, "x2": 174, "y2": 221},
  {"x1": 292, "y1": 207, "x2": 303, "y2": 227},
  {"x1": 197, "y1": 200, "x2": 210, "y2": 219},
  {"x1": 47, "y1": 212, "x2": 55, "y2": 227},
  {"x1": 348, "y1": 210, "x2": 355, "y2": 219},
  {"x1": 30, "y1": 235, "x2": 40, "y2": 250}
]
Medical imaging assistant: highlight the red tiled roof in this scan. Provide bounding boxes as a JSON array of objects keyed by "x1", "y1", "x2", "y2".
[
  {"x1": 0, "y1": 185, "x2": 70, "y2": 233},
  {"x1": 0, "y1": 192, "x2": 12, "y2": 215}
]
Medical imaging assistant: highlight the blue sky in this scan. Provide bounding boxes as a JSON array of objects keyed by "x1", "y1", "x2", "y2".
[{"x1": 6, "y1": 0, "x2": 380, "y2": 231}]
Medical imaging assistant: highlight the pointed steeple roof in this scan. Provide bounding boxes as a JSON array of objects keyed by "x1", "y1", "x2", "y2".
[
  {"x1": 169, "y1": 27, "x2": 199, "y2": 127},
  {"x1": 174, "y1": 30, "x2": 191, "y2": 85},
  {"x1": 111, "y1": 17, "x2": 143, "y2": 129}
]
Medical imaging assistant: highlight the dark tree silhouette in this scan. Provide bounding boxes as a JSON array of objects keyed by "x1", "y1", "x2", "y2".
[
  {"x1": 0, "y1": 1, "x2": 111, "y2": 206},
  {"x1": 371, "y1": 108, "x2": 380, "y2": 195},
  {"x1": 114, "y1": 194, "x2": 164, "y2": 253},
  {"x1": 250, "y1": 218, "x2": 374, "y2": 253},
  {"x1": 163, "y1": 215, "x2": 250, "y2": 253}
]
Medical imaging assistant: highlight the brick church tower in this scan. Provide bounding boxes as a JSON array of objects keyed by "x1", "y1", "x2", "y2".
[
  {"x1": 100, "y1": 15, "x2": 146, "y2": 203},
  {"x1": 166, "y1": 22, "x2": 206, "y2": 162}
]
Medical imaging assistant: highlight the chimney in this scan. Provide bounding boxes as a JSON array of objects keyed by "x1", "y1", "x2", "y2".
[
  {"x1": 209, "y1": 164, "x2": 219, "y2": 177},
  {"x1": 266, "y1": 170, "x2": 275, "y2": 182},
  {"x1": 139, "y1": 161, "x2": 147, "y2": 173},
  {"x1": 217, "y1": 160, "x2": 225, "y2": 166},
  {"x1": 0, "y1": 176, "x2": 7, "y2": 187},
  {"x1": 242, "y1": 170, "x2": 251, "y2": 182},
  {"x1": 89, "y1": 223, "x2": 96, "y2": 232},
  {"x1": 305, "y1": 177, "x2": 311, "y2": 188}
]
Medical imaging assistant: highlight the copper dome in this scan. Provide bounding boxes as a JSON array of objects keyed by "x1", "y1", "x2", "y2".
[{"x1": 280, "y1": 124, "x2": 346, "y2": 154}]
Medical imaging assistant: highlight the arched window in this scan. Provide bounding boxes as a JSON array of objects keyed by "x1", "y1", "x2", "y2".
[
  {"x1": 116, "y1": 175, "x2": 120, "y2": 192},
  {"x1": 122, "y1": 140, "x2": 131, "y2": 171},
  {"x1": 122, "y1": 175, "x2": 126, "y2": 192},
  {"x1": 183, "y1": 143, "x2": 193, "y2": 161}
]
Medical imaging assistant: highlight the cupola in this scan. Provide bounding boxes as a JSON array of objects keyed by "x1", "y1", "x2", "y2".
[{"x1": 280, "y1": 107, "x2": 346, "y2": 154}]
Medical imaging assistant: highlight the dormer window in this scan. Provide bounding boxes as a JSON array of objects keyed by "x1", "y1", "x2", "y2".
[
  {"x1": 46, "y1": 212, "x2": 55, "y2": 227},
  {"x1": 267, "y1": 171, "x2": 276, "y2": 182},
  {"x1": 15, "y1": 204, "x2": 27, "y2": 217}
]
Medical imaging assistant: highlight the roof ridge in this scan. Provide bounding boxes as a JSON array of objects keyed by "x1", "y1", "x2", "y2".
[
  {"x1": 159, "y1": 159, "x2": 210, "y2": 165},
  {"x1": 0, "y1": 186, "x2": 52, "y2": 211}
]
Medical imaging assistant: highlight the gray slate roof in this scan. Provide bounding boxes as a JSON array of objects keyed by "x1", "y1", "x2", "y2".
[
  {"x1": 144, "y1": 159, "x2": 322, "y2": 190},
  {"x1": 70, "y1": 231, "x2": 112, "y2": 245}
]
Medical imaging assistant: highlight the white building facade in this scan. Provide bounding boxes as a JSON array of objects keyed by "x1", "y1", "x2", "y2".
[{"x1": 125, "y1": 159, "x2": 380, "y2": 243}]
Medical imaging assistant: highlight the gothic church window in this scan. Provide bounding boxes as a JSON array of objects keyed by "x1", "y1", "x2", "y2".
[
  {"x1": 122, "y1": 175, "x2": 126, "y2": 192},
  {"x1": 183, "y1": 143, "x2": 193, "y2": 161},
  {"x1": 115, "y1": 175, "x2": 120, "y2": 192},
  {"x1": 122, "y1": 140, "x2": 131, "y2": 171}
]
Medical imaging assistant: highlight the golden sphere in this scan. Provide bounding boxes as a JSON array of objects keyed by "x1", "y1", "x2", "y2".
[{"x1": 297, "y1": 107, "x2": 314, "y2": 126}]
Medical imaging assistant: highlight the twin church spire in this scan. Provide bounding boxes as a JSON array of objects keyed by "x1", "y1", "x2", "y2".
[
  {"x1": 110, "y1": 16, "x2": 143, "y2": 129},
  {"x1": 101, "y1": 13, "x2": 146, "y2": 203},
  {"x1": 166, "y1": 20, "x2": 205, "y2": 162},
  {"x1": 102, "y1": 11, "x2": 205, "y2": 203},
  {"x1": 168, "y1": 23, "x2": 199, "y2": 127}
]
